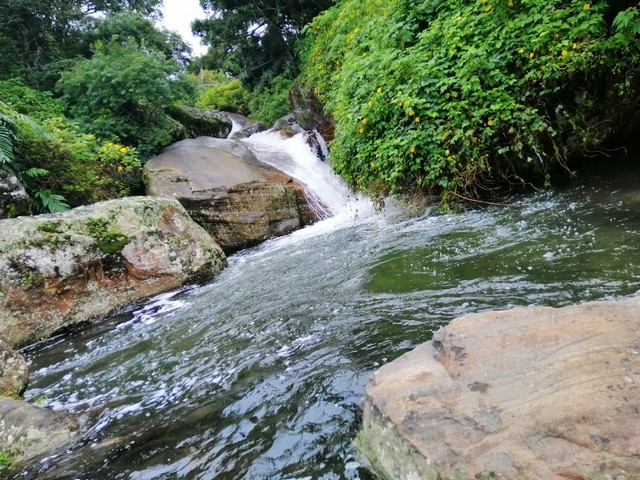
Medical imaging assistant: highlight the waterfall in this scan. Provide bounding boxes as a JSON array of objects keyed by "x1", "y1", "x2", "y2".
[{"x1": 243, "y1": 129, "x2": 373, "y2": 224}]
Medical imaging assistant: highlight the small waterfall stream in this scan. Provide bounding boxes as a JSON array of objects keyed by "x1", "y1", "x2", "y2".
[{"x1": 12, "y1": 133, "x2": 640, "y2": 479}]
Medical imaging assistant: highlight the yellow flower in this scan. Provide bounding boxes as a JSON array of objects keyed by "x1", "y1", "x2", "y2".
[
  {"x1": 415, "y1": 117, "x2": 420, "y2": 123},
  {"x1": 507, "y1": 0, "x2": 514, "y2": 7},
  {"x1": 487, "y1": 119, "x2": 494, "y2": 126},
  {"x1": 485, "y1": 4, "x2": 493, "y2": 11},
  {"x1": 370, "y1": 161, "x2": 376, "y2": 168},
  {"x1": 362, "y1": 118, "x2": 367, "y2": 124},
  {"x1": 518, "y1": 48, "x2": 525, "y2": 54},
  {"x1": 117, "y1": 165, "x2": 124, "y2": 172},
  {"x1": 359, "y1": 127, "x2": 364, "y2": 134},
  {"x1": 113, "y1": 144, "x2": 120, "y2": 149},
  {"x1": 561, "y1": 49, "x2": 568, "y2": 56},
  {"x1": 573, "y1": 43, "x2": 578, "y2": 49},
  {"x1": 86, "y1": 134, "x2": 95, "y2": 139},
  {"x1": 583, "y1": 3, "x2": 590, "y2": 9},
  {"x1": 354, "y1": 27, "x2": 360, "y2": 33},
  {"x1": 410, "y1": 146, "x2": 416, "y2": 153},
  {"x1": 529, "y1": 51, "x2": 535, "y2": 58},
  {"x1": 120, "y1": 147, "x2": 127, "y2": 153},
  {"x1": 408, "y1": 109, "x2": 415, "y2": 116},
  {"x1": 445, "y1": 149, "x2": 450, "y2": 156},
  {"x1": 368, "y1": 101, "x2": 373, "y2": 107},
  {"x1": 377, "y1": 87, "x2": 382, "y2": 93}
]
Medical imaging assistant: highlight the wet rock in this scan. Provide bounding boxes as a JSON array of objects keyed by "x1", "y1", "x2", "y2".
[
  {"x1": 144, "y1": 137, "x2": 318, "y2": 254},
  {"x1": 360, "y1": 297, "x2": 640, "y2": 480},
  {"x1": 0, "y1": 196, "x2": 227, "y2": 348},
  {"x1": 0, "y1": 170, "x2": 29, "y2": 219},
  {"x1": 0, "y1": 397, "x2": 77, "y2": 464},
  {"x1": 169, "y1": 106, "x2": 232, "y2": 139},
  {"x1": 288, "y1": 84, "x2": 336, "y2": 141},
  {"x1": 223, "y1": 113, "x2": 267, "y2": 140},
  {"x1": 0, "y1": 340, "x2": 28, "y2": 395}
]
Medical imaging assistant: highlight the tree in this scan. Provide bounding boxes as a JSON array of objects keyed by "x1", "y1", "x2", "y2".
[
  {"x1": 0, "y1": 0, "x2": 163, "y2": 86},
  {"x1": 58, "y1": 39, "x2": 196, "y2": 158},
  {"x1": 192, "y1": 0, "x2": 333, "y2": 88}
]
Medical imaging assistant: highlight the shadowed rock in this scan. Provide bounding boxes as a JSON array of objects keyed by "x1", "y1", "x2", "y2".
[
  {"x1": 0, "y1": 170, "x2": 29, "y2": 219},
  {"x1": 360, "y1": 297, "x2": 640, "y2": 480},
  {"x1": 144, "y1": 137, "x2": 318, "y2": 254}
]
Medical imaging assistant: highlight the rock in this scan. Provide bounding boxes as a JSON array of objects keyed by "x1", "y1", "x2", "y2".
[
  {"x1": 0, "y1": 196, "x2": 227, "y2": 348},
  {"x1": 0, "y1": 397, "x2": 77, "y2": 465},
  {"x1": 223, "y1": 112, "x2": 267, "y2": 140},
  {"x1": 360, "y1": 297, "x2": 640, "y2": 480},
  {"x1": 169, "y1": 105, "x2": 232, "y2": 139},
  {"x1": 288, "y1": 84, "x2": 336, "y2": 141},
  {"x1": 144, "y1": 137, "x2": 318, "y2": 253},
  {"x1": 0, "y1": 170, "x2": 29, "y2": 219},
  {"x1": 0, "y1": 340, "x2": 28, "y2": 396}
]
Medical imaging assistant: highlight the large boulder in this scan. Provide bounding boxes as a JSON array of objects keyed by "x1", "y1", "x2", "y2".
[
  {"x1": 0, "y1": 196, "x2": 226, "y2": 348},
  {"x1": 360, "y1": 297, "x2": 640, "y2": 480},
  {"x1": 0, "y1": 397, "x2": 77, "y2": 465},
  {"x1": 144, "y1": 137, "x2": 318, "y2": 254},
  {"x1": 0, "y1": 170, "x2": 29, "y2": 219}
]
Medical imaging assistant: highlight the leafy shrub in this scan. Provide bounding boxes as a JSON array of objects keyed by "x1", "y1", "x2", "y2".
[
  {"x1": 195, "y1": 78, "x2": 250, "y2": 114},
  {"x1": 301, "y1": 0, "x2": 640, "y2": 198},
  {"x1": 1, "y1": 83, "x2": 143, "y2": 210},
  {"x1": 248, "y1": 75, "x2": 294, "y2": 126},
  {"x1": 58, "y1": 39, "x2": 196, "y2": 158}
]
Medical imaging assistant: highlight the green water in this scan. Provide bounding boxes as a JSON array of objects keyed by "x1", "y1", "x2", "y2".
[{"x1": 13, "y1": 167, "x2": 640, "y2": 480}]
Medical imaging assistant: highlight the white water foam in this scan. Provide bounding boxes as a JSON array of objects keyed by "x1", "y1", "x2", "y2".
[{"x1": 243, "y1": 130, "x2": 374, "y2": 220}]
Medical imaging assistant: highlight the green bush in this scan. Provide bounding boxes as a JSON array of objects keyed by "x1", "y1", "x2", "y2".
[
  {"x1": 248, "y1": 75, "x2": 293, "y2": 126},
  {"x1": 195, "y1": 78, "x2": 250, "y2": 113},
  {"x1": 301, "y1": 0, "x2": 640, "y2": 198},
  {"x1": 1, "y1": 82, "x2": 143, "y2": 209},
  {"x1": 58, "y1": 39, "x2": 196, "y2": 158}
]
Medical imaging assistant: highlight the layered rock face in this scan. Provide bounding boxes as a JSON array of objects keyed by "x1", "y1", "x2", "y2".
[
  {"x1": 144, "y1": 137, "x2": 317, "y2": 253},
  {"x1": 0, "y1": 196, "x2": 226, "y2": 348},
  {"x1": 361, "y1": 297, "x2": 640, "y2": 480}
]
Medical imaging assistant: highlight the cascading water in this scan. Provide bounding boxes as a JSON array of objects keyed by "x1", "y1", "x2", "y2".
[{"x1": 12, "y1": 132, "x2": 640, "y2": 479}]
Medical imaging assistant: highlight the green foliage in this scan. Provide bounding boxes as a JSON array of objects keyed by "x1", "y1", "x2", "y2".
[
  {"x1": 1, "y1": 82, "x2": 144, "y2": 209},
  {"x1": 195, "y1": 78, "x2": 250, "y2": 113},
  {"x1": 58, "y1": 39, "x2": 196, "y2": 158},
  {"x1": 0, "y1": 450, "x2": 12, "y2": 470},
  {"x1": 193, "y1": 0, "x2": 333, "y2": 87},
  {"x1": 248, "y1": 76, "x2": 293, "y2": 126},
  {"x1": 301, "y1": 0, "x2": 640, "y2": 198}
]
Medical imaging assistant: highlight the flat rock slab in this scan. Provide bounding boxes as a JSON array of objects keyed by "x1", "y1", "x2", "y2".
[
  {"x1": 144, "y1": 137, "x2": 317, "y2": 253},
  {"x1": 361, "y1": 297, "x2": 640, "y2": 480}
]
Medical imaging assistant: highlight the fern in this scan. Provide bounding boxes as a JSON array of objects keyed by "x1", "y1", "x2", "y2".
[{"x1": 33, "y1": 190, "x2": 70, "y2": 213}]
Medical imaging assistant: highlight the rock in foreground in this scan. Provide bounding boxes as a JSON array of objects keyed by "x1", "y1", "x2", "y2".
[
  {"x1": 144, "y1": 137, "x2": 317, "y2": 253},
  {"x1": 361, "y1": 297, "x2": 640, "y2": 480},
  {"x1": 0, "y1": 197, "x2": 226, "y2": 348}
]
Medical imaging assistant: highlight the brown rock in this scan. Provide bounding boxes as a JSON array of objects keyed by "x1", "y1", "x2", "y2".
[
  {"x1": 360, "y1": 297, "x2": 640, "y2": 480},
  {"x1": 0, "y1": 196, "x2": 226, "y2": 348},
  {"x1": 0, "y1": 340, "x2": 28, "y2": 395},
  {"x1": 144, "y1": 137, "x2": 318, "y2": 253}
]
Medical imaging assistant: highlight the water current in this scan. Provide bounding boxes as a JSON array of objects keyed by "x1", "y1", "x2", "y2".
[{"x1": 12, "y1": 132, "x2": 640, "y2": 479}]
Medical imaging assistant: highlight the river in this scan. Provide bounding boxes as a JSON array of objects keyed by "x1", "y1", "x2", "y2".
[{"x1": 12, "y1": 132, "x2": 640, "y2": 479}]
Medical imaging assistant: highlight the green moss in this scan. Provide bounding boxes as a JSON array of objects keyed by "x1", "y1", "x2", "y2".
[
  {"x1": 0, "y1": 450, "x2": 12, "y2": 471},
  {"x1": 36, "y1": 220, "x2": 63, "y2": 234},
  {"x1": 85, "y1": 217, "x2": 129, "y2": 254}
]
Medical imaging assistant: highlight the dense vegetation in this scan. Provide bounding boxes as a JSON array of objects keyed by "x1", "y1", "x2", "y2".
[
  {"x1": 300, "y1": 0, "x2": 640, "y2": 199},
  {"x1": 1, "y1": 0, "x2": 639, "y2": 215}
]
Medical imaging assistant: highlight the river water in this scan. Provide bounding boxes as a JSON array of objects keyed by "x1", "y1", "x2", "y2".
[{"x1": 12, "y1": 133, "x2": 640, "y2": 479}]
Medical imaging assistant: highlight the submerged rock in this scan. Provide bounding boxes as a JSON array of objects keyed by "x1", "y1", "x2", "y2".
[
  {"x1": 0, "y1": 170, "x2": 29, "y2": 219},
  {"x1": 0, "y1": 196, "x2": 227, "y2": 348},
  {"x1": 144, "y1": 137, "x2": 318, "y2": 254},
  {"x1": 360, "y1": 297, "x2": 640, "y2": 480},
  {"x1": 0, "y1": 397, "x2": 77, "y2": 465}
]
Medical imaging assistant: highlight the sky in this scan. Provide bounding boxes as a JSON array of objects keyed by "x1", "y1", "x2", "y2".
[{"x1": 160, "y1": 0, "x2": 208, "y2": 57}]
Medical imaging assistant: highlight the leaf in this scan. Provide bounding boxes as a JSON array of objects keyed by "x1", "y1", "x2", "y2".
[{"x1": 34, "y1": 190, "x2": 70, "y2": 213}]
